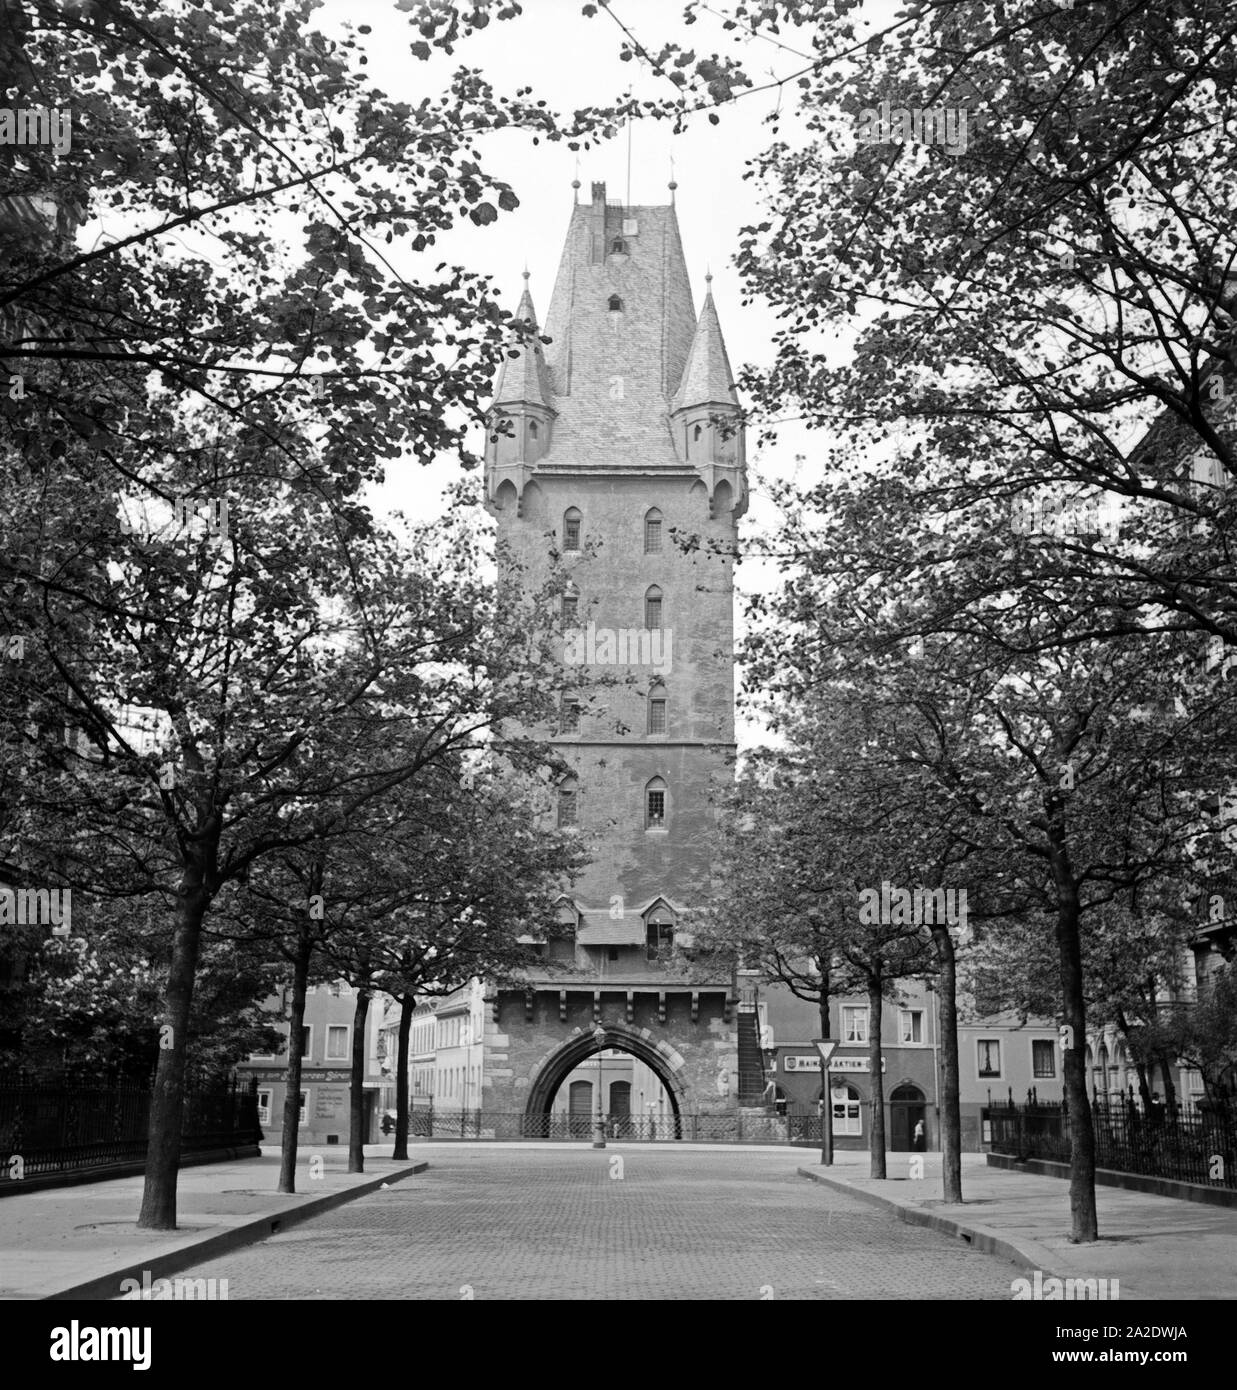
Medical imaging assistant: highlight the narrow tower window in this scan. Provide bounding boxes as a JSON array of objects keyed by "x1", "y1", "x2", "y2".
[
  {"x1": 644, "y1": 585, "x2": 663, "y2": 630},
  {"x1": 559, "y1": 698, "x2": 580, "y2": 735},
  {"x1": 562, "y1": 589, "x2": 579, "y2": 624},
  {"x1": 645, "y1": 776, "x2": 667, "y2": 829},
  {"x1": 647, "y1": 682, "x2": 667, "y2": 735},
  {"x1": 608, "y1": 295, "x2": 623, "y2": 311},
  {"x1": 644, "y1": 508, "x2": 663, "y2": 554},
  {"x1": 563, "y1": 507, "x2": 582, "y2": 551},
  {"x1": 557, "y1": 777, "x2": 579, "y2": 827},
  {"x1": 611, "y1": 239, "x2": 627, "y2": 255},
  {"x1": 646, "y1": 905, "x2": 675, "y2": 960},
  {"x1": 528, "y1": 420, "x2": 539, "y2": 440}
]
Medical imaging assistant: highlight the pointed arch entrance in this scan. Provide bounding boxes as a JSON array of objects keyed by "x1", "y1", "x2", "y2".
[{"x1": 524, "y1": 1023, "x2": 687, "y2": 1139}]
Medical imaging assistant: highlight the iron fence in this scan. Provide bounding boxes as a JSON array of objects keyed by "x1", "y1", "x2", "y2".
[
  {"x1": 988, "y1": 1092, "x2": 1237, "y2": 1190},
  {"x1": 403, "y1": 1109, "x2": 823, "y2": 1143},
  {"x1": 0, "y1": 1071, "x2": 261, "y2": 1181}
]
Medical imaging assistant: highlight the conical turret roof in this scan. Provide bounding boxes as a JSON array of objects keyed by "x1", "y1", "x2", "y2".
[
  {"x1": 492, "y1": 273, "x2": 553, "y2": 409},
  {"x1": 672, "y1": 281, "x2": 738, "y2": 412}
]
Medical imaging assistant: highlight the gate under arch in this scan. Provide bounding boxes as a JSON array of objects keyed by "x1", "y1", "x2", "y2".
[{"x1": 523, "y1": 1023, "x2": 687, "y2": 1139}]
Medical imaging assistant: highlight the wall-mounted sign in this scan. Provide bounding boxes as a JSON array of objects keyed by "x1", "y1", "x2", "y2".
[
  {"x1": 784, "y1": 1053, "x2": 886, "y2": 1073},
  {"x1": 784, "y1": 1054, "x2": 821, "y2": 1072},
  {"x1": 829, "y1": 1057, "x2": 886, "y2": 1073}
]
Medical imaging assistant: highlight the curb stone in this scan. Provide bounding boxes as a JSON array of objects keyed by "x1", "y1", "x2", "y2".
[
  {"x1": 44, "y1": 1160, "x2": 430, "y2": 1301},
  {"x1": 796, "y1": 1166, "x2": 1063, "y2": 1278}
]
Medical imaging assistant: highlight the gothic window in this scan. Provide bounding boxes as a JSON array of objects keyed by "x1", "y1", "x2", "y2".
[
  {"x1": 528, "y1": 420, "x2": 539, "y2": 440},
  {"x1": 647, "y1": 682, "x2": 667, "y2": 735},
  {"x1": 645, "y1": 776, "x2": 667, "y2": 829},
  {"x1": 644, "y1": 507, "x2": 663, "y2": 554},
  {"x1": 644, "y1": 585, "x2": 663, "y2": 629},
  {"x1": 563, "y1": 507, "x2": 582, "y2": 551},
  {"x1": 557, "y1": 777, "x2": 579, "y2": 827}
]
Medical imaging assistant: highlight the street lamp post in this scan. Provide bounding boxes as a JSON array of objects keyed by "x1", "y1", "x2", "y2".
[
  {"x1": 813, "y1": 1039, "x2": 838, "y2": 1167},
  {"x1": 592, "y1": 1025, "x2": 607, "y2": 1149}
]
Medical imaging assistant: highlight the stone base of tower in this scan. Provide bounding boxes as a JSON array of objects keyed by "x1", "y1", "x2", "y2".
[{"x1": 482, "y1": 981, "x2": 742, "y2": 1119}]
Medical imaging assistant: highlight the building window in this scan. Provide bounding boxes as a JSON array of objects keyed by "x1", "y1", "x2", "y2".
[
  {"x1": 644, "y1": 585, "x2": 663, "y2": 629},
  {"x1": 645, "y1": 776, "x2": 667, "y2": 828},
  {"x1": 558, "y1": 780, "x2": 578, "y2": 827},
  {"x1": 608, "y1": 295, "x2": 623, "y2": 311},
  {"x1": 562, "y1": 592, "x2": 579, "y2": 624},
  {"x1": 563, "y1": 507, "x2": 582, "y2": 551},
  {"x1": 646, "y1": 921, "x2": 674, "y2": 961},
  {"x1": 899, "y1": 1009, "x2": 924, "y2": 1044},
  {"x1": 608, "y1": 946, "x2": 620, "y2": 962},
  {"x1": 644, "y1": 508, "x2": 663, "y2": 553},
  {"x1": 842, "y1": 1006, "x2": 868, "y2": 1044},
  {"x1": 298, "y1": 1091, "x2": 308, "y2": 1126},
  {"x1": 648, "y1": 683, "x2": 667, "y2": 735},
  {"x1": 611, "y1": 240, "x2": 627, "y2": 255},
  {"x1": 1032, "y1": 1039, "x2": 1056, "y2": 1078},
  {"x1": 977, "y1": 1039, "x2": 1001, "y2": 1078},
  {"x1": 257, "y1": 1089, "x2": 272, "y2": 1127},
  {"x1": 326, "y1": 1025, "x2": 349, "y2": 1061},
  {"x1": 559, "y1": 698, "x2": 580, "y2": 734},
  {"x1": 528, "y1": 419, "x2": 539, "y2": 440},
  {"x1": 831, "y1": 1083, "x2": 862, "y2": 1136}
]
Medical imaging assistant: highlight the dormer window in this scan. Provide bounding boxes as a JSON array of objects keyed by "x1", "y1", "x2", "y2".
[
  {"x1": 646, "y1": 903, "x2": 675, "y2": 960},
  {"x1": 563, "y1": 507, "x2": 582, "y2": 552},
  {"x1": 608, "y1": 295, "x2": 623, "y2": 312}
]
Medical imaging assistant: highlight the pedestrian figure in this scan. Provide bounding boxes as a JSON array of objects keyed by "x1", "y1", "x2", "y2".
[{"x1": 913, "y1": 1118, "x2": 926, "y2": 1151}]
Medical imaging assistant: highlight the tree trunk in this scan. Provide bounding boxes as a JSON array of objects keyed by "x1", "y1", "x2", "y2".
[
  {"x1": 137, "y1": 877, "x2": 208, "y2": 1230},
  {"x1": 868, "y1": 975, "x2": 886, "y2": 1179},
  {"x1": 1056, "y1": 888, "x2": 1098, "y2": 1242},
  {"x1": 931, "y1": 925, "x2": 963, "y2": 1203},
  {"x1": 1116, "y1": 1009, "x2": 1152, "y2": 1110},
  {"x1": 1159, "y1": 1053, "x2": 1178, "y2": 1118},
  {"x1": 348, "y1": 985, "x2": 371, "y2": 1173},
  {"x1": 277, "y1": 920, "x2": 313, "y2": 1194},
  {"x1": 393, "y1": 993, "x2": 414, "y2": 1161},
  {"x1": 817, "y1": 957, "x2": 830, "y2": 1038}
]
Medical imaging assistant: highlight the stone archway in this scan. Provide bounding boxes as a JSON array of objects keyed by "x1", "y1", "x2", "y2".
[{"x1": 523, "y1": 1022, "x2": 688, "y2": 1136}]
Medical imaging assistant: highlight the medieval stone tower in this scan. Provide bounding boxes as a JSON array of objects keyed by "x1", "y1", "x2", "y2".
[{"x1": 481, "y1": 182, "x2": 754, "y2": 1128}]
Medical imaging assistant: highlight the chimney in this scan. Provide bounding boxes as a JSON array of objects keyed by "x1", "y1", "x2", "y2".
[{"x1": 590, "y1": 181, "x2": 606, "y2": 264}]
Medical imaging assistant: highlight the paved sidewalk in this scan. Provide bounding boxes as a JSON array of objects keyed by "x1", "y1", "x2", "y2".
[
  {"x1": 0, "y1": 1145, "x2": 427, "y2": 1300},
  {"x1": 799, "y1": 1152, "x2": 1237, "y2": 1300}
]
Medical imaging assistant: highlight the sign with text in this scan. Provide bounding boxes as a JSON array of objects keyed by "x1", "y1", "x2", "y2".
[{"x1": 784, "y1": 1053, "x2": 885, "y2": 1073}]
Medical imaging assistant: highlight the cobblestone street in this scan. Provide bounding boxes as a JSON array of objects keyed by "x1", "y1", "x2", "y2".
[{"x1": 165, "y1": 1147, "x2": 1018, "y2": 1300}]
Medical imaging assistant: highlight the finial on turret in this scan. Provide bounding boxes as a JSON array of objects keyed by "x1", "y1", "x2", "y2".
[{"x1": 705, "y1": 268, "x2": 713, "y2": 286}]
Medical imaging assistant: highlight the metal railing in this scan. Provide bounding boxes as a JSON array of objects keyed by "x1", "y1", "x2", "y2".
[
  {"x1": 0, "y1": 1071, "x2": 261, "y2": 1182},
  {"x1": 403, "y1": 1109, "x2": 824, "y2": 1143},
  {"x1": 987, "y1": 1091, "x2": 1237, "y2": 1190}
]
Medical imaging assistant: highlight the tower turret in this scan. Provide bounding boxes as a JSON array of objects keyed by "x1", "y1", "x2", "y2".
[
  {"x1": 670, "y1": 274, "x2": 747, "y2": 518},
  {"x1": 485, "y1": 272, "x2": 555, "y2": 512}
]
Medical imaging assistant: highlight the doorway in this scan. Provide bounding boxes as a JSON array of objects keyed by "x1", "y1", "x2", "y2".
[{"x1": 890, "y1": 1083, "x2": 927, "y2": 1151}]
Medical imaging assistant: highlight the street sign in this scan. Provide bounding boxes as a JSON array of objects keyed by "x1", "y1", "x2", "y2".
[{"x1": 812, "y1": 1039, "x2": 838, "y2": 1065}]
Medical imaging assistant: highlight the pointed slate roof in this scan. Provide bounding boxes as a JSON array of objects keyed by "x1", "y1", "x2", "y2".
[
  {"x1": 672, "y1": 281, "x2": 738, "y2": 412},
  {"x1": 492, "y1": 273, "x2": 553, "y2": 410}
]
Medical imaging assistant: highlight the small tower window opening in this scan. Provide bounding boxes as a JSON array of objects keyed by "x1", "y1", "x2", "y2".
[
  {"x1": 608, "y1": 295, "x2": 624, "y2": 312},
  {"x1": 645, "y1": 585, "x2": 663, "y2": 630},
  {"x1": 557, "y1": 778, "x2": 579, "y2": 828},
  {"x1": 528, "y1": 420, "x2": 539, "y2": 440},
  {"x1": 644, "y1": 508, "x2": 663, "y2": 554},
  {"x1": 562, "y1": 590, "x2": 579, "y2": 624},
  {"x1": 645, "y1": 776, "x2": 667, "y2": 829},
  {"x1": 611, "y1": 239, "x2": 627, "y2": 255},
  {"x1": 563, "y1": 507, "x2": 582, "y2": 551},
  {"x1": 559, "y1": 698, "x2": 580, "y2": 735},
  {"x1": 648, "y1": 682, "x2": 667, "y2": 735}
]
